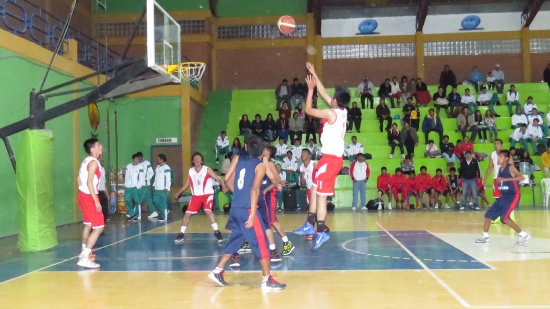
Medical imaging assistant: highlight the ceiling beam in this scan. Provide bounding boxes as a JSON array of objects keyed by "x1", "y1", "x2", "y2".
[
  {"x1": 416, "y1": 0, "x2": 431, "y2": 32},
  {"x1": 521, "y1": 0, "x2": 545, "y2": 28}
]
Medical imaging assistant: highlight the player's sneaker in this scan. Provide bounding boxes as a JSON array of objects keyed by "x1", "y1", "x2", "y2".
[
  {"x1": 261, "y1": 274, "x2": 286, "y2": 290},
  {"x1": 282, "y1": 241, "x2": 295, "y2": 255},
  {"x1": 270, "y1": 249, "x2": 282, "y2": 262},
  {"x1": 293, "y1": 222, "x2": 315, "y2": 236},
  {"x1": 208, "y1": 270, "x2": 228, "y2": 287},
  {"x1": 77, "y1": 257, "x2": 100, "y2": 269},
  {"x1": 351, "y1": 207, "x2": 356, "y2": 211},
  {"x1": 238, "y1": 242, "x2": 252, "y2": 253},
  {"x1": 514, "y1": 233, "x2": 531, "y2": 246},
  {"x1": 148, "y1": 211, "x2": 158, "y2": 218},
  {"x1": 387, "y1": 203, "x2": 392, "y2": 210},
  {"x1": 88, "y1": 250, "x2": 97, "y2": 261},
  {"x1": 475, "y1": 235, "x2": 490, "y2": 243},
  {"x1": 127, "y1": 215, "x2": 135, "y2": 221},
  {"x1": 458, "y1": 205, "x2": 465, "y2": 211},
  {"x1": 229, "y1": 253, "x2": 240, "y2": 268},
  {"x1": 361, "y1": 206, "x2": 367, "y2": 210},
  {"x1": 473, "y1": 206, "x2": 481, "y2": 211},
  {"x1": 304, "y1": 234, "x2": 314, "y2": 240},
  {"x1": 313, "y1": 232, "x2": 330, "y2": 249},
  {"x1": 174, "y1": 232, "x2": 185, "y2": 244},
  {"x1": 214, "y1": 230, "x2": 224, "y2": 242},
  {"x1": 444, "y1": 203, "x2": 450, "y2": 209}
]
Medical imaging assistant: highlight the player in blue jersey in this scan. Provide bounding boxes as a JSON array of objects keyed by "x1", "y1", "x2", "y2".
[
  {"x1": 208, "y1": 135, "x2": 286, "y2": 290},
  {"x1": 475, "y1": 150, "x2": 531, "y2": 246}
]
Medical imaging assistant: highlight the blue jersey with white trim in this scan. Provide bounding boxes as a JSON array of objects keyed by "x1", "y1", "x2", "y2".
[
  {"x1": 497, "y1": 164, "x2": 518, "y2": 194},
  {"x1": 231, "y1": 155, "x2": 261, "y2": 209}
]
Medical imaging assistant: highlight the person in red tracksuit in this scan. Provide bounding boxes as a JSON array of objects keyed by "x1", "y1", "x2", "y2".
[
  {"x1": 406, "y1": 171, "x2": 421, "y2": 209},
  {"x1": 416, "y1": 166, "x2": 432, "y2": 208},
  {"x1": 391, "y1": 168, "x2": 408, "y2": 209},
  {"x1": 377, "y1": 167, "x2": 393, "y2": 210},
  {"x1": 430, "y1": 168, "x2": 449, "y2": 209}
]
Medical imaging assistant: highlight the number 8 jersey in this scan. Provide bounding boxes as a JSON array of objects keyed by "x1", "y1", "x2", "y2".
[{"x1": 231, "y1": 155, "x2": 262, "y2": 209}]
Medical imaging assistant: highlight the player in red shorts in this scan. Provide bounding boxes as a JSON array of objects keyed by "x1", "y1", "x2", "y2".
[
  {"x1": 293, "y1": 62, "x2": 350, "y2": 249},
  {"x1": 417, "y1": 166, "x2": 432, "y2": 208},
  {"x1": 174, "y1": 152, "x2": 227, "y2": 245},
  {"x1": 76, "y1": 138, "x2": 104, "y2": 269},
  {"x1": 391, "y1": 168, "x2": 408, "y2": 209},
  {"x1": 377, "y1": 167, "x2": 393, "y2": 210},
  {"x1": 430, "y1": 168, "x2": 449, "y2": 209}
]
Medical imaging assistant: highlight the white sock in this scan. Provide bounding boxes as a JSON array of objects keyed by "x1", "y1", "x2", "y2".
[
  {"x1": 80, "y1": 248, "x2": 91, "y2": 259},
  {"x1": 211, "y1": 223, "x2": 219, "y2": 231},
  {"x1": 262, "y1": 274, "x2": 270, "y2": 283},
  {"x1": 213, "y1": 267, "x2": 223, "y2": 274},
  {"x1": 518, "y1": 231, "x2": 527, "y2": 237},
  {"x1": 281, "y1": 236, "x2": 289, "y2": 243},
  {"x1": 269, "y1": 244, "x2": 276, "y2": 250},
  {"x1": 81, "y1": 243, "x2": 86, "y2": 249},
  {"x1": 181, "y1": 226, "x2": 187, "y2": 233},
  {"x1": 482, "y1": 232, "x2": 489, "y2": 237}
]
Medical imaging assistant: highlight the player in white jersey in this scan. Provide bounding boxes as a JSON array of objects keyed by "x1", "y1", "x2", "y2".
[
  {"x1": 293, "y1": 62, "x2": 350, "y2": 249},
  {"x1": 174, "y1": 152, "x2": 228, "y2": 244},
  {"x1": 76, "y1": 138, "x2": 104, "y2": 269},
  {"x1": 484, "y1": 139, "x2": 504, "y2": 199}
]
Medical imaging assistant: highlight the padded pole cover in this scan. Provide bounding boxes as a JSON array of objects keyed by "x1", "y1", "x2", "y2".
[{"x1": 17, "y1": 129, "x2": 58, "y2": 252}]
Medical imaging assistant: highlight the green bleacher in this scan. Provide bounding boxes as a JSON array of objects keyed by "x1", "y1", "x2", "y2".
[{"x1": 199, "y1": 82, "x2": 550, "y2": 208}]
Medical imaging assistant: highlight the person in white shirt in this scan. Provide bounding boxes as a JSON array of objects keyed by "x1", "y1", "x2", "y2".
[
  {"x1": 346, "y1": 136, "x2": 364, "y2": 161},
  {"x1": 306, "y1": 138, "x2": 320, "y2": 160},
  {"x1": 290, "y1": 138, "x2": 303, "y2": 162},
  {"x1": 275, "y1": 79, "x2": 290, "y2": 110},
  {"x1": 357, "y1": 76, "x2": 374, "y2": 109},
  {"x1": 461, "y1": 88, "x2": 477, "y2": 114},
  {"x1": 523, "y1": 96, "x2": 537, "y2": 115},
  {"x1": 390, "y1": 76, "x2": 402, "y2": 108},
  {"x1": 506, "y1": 84, "x2": 520, "y2": 116},
  {"x1": 152, "y1": 154, "x2": 172, "y2": 222},
  {"x1": 124, "y1": 154, "x2": 144, "y2": 221},
  {"x1": 136, "y1": 152, "x2": 155, "y2": 218},
  {"x1": 424, "y1": 140, "x2": 441, "y2": 158},
  {"x1": 282, "y1": 150, "x2": 299, "y2": 184},
  {"x1": 215, "y1": 131, "x2": 230, "y2": 163},
  {"x1": 527, "y1": 118, "x2": 544, "y2": 154},
  {"x1": 509, "y1": 124, "x2": 530, "y2": 150},
  {"x1": 349, "y1": 153, "x2": 370, "y2": 210},
  {"x1": 511, "y1": 108, "x2": 528, "y2": 128},
  {"x1": 275, "y1": 137, "x2": 288, "y2": 161},
  {"x1": 477, "y1": 86, "x2": 499, "y2": 117},
  {"x1": 491, "y1": 64, "x2": 505, "y2": 94},
  {"x1": 98, "y1": 155, "x2": 110, "y2": 221}
]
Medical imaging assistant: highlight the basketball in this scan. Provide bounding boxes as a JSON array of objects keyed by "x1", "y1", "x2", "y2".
[{"x1": 277, "y1": 15, "x2": 296, "y2": 34}]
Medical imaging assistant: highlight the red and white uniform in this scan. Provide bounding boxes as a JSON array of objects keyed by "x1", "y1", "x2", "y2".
[
  {"x1": 391, "y1": 174, "x2": 409, "y2": 200},
  {"x1": 316, "y1": 108, "x2": 347, "y2": 195},
  {"x1": 78, "y1": 156, "x2": 104, "y2": 229},
  {"x1": 187, "y1": 165, "x2": 214, "y2": 214},
  {"x1": 490, "y1": 151, "x2": 502, "y2": 198},
  {"x1": 300, "y1": 160, "x2": 317, "y2": 203}
]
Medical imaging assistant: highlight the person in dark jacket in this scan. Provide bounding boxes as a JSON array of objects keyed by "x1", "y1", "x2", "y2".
[
  {"x1": 439, "y1": 64, "x2": 457, "y2": 94},
  {"x1": 250, "y1": 114, "x2": 264, "y2": 137},
  {"x1": 376, "y1": 98, "x2": 391, "y2": 132},
  {"x1": 304, "y1": 115, "x2": 318, "y2": 143},
  {"x1": 400, "y1": 122, "x2": 419, "y2": 158},
  {"x1": 544, "y1": 62, "x2": 550, "y2": 89},
  {"x1": 388, "y1": 123, "x2": 405, "y2": 159},
  {"x1": 459, "y1": 151, "x2": 481, "y2": 211},
  {"x1": 378, "y1": 78, "x2": 395, "y2": 108},
  {"x1": 349, "y1": 101, "x2": 362, "y2": 133},
  {"x1": 239, "y1": 114, "x2": 251, "y2": 136},
  {"x1": 421, "y1": 108, "x2": 444, "y2": 143},
  {"x1": 263, "y1": 113, "x2": 277, "y2": 142}
]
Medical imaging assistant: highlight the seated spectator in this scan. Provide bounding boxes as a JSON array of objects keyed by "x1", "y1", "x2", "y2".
[
  {"x1": 390, "y1": 76, "x2": 402, "y2": 107},
  {"x1": 454, "y1": 139, "x2": 463, "y2": 160},
  {"x1": 440, "y1": 135, "x2": 456, "y2": 168},
  {"x1": 305, "y1": 138, "x2": 320, "y2": 160},
  {"x1": 349, "y1": 153, "x2": 370, "y2": 210},
  {"x1": 281, "y1": 150, "x2": 299, "y2": 183},
  {"x1": 511, "y1": 108, "x2": 528, "y2": 128},
  {"x1": 378, "y1": 78, "x2": 395, "y2": 108},
  {"x1": 416, "y1": 166, "x2": 432, "y2": 208},
  {"x1": 400, "y1": 121, "x2": 419, "y2": 158},
  {"x1": 448, "y1": 87, "x2": 461, "y2": 117},
  {"x1": 275, "y1": 137, "x2": 288, "y2": 160},
  {"x1": 263, "y1": 113, "x2": 277, "y2": 142},
  {"x1": 357, "y1": 76, "x2": 375, "y2": 109},
  {"x1": 230, "y1": 137, "x2": 242, "y2": 156},
  {"x1": 439, "y1": 64, "x2": 457, "y2": 94},
  {"x1": 290, "y1": 138, "x2": 303, "y2": 162},
  {"x1": 528, "y1": 108, "x2": 549, "y2": 136},
  {"x1": 275, "y1": 79, "x2": 291, "y2": 110},
  {"x1": 405, "y1": 77, "x2": 417, "y2": 104},
  {"x1": 433, "y1": 86, "x2": 450, "y2": 117},
  {"x1": 425, "y1": 140, "x2": 441, "y2": 158},
  {"x1": 290, "y1": 78, "x2": 306, "y2": 109},
  {"x1": 430, "y1": 168, "x2": 449, "y2": 209},
  {"x1": 527, "y1": 118, "x2": 545, "y2": 155},
  {"x1": 388, "y1": 123, "x2": 405, "y2": 159},
  {"x1": 304, "y1": 116, "x2": 318, "y2": 143},
  {"x1": 461, "y1": 136, "x2": 474, "y2": 154},
  {"x1": 215, "y1": 130, "x2": 230, "y2": 163},
  {"x1": 409, "y1": 105, "x2": 420, "y2": 130},
  {"x1": 524, "y1": 96, "x2": 537, "y2": 115},
  {"x1": 278, "y1": 101, "x2": 291, "y2": 120},
  {"x1": 446, "y1": 167, "x2": 460, "y2": 207},
  {"x1": 506, "y1": 84, "x2": 520, "y2": 116},
  {"x1": 477, "y1": 86, "x2": 499, "y2": 117},
  {"x1": 376, "y1": 98, "x2": 391, "y2": 132},
  {"x1": 415, "y1": 77, "x2": 431, "y2": 105},
  {"x1": 377, "y1": 167, "x2": 393, "y2": 210},
  {"x1": 221, "y1": 153, "x2": 232, "y2": 175},
  {"x1": 289, "y1": 112, "x2": 304, "y2": 144},
  {"x1": 421, "y1": 108, "x2": 443, "y2": 144},
  {"x1": 406, "y1": 171, "x2": 421, "y2": 209},
  {"x1": 469, "y1": 65, "x2": 483, "y2": 93},
  {"x1": 484, "y1": 110, "x2": 498, "y2": 142},
  {"x1": 239, "y1": 114, "x2": 251, "y2": 136},
  {"x1": 509, "y1": 147, "x2": 521, "y2": 168},
  {"x1": 402, "y1": 97, "x2": 416, "y2": 125},
  {"x1": 400, "y1": 76, "x2": 412, "y2": 103},
  {"x1": 401, "y1": 155, "x2": 415, "y2": 175},
  {"x1": 391, "y1": 168, "x2": 408, "y2": 209},
  {"x1": 276, "y1": 112, "x2": 289, "y2": 142},
  {"x1": 456, "y1": 107, "x2": 478, "y2": 141},
  {"x1": 346, "y1": 135, "x2": 364, "y2": 161},
  {"x1": 509, "y1": 124, "x2": 530, "y2": 151},
  {"x1": 250, "y1": 114, "x2": 264, "y2": 137},
  {"x1": 296, "y1": 102, "x2": 306, "y2": 118},
  {"x1": 474, "y1": 110, "x2": 488, "y2": 143},
  {"x1": 349, "y1": 101, "x2": 362, "y2": 133},
  {"x1": 542, "y1": 147, "x2": 550, "y2": 178},
  {"x1": 461, "y1": 88, "x2": 477, "y2": 114},
  {"x1": 492, "y1": 64, "x2": 505, "y2": 94}
]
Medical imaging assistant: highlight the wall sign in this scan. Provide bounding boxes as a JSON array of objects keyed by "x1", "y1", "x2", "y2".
[
  {"x1": 461, "y1": 15, "x2": 481, "y2": 31},
  {"x1": 357, "y1": 19, "x2": 378, "y2": 35},
  {"x1": 155, "y1": 137, "x2": 178, "y2": 144}
]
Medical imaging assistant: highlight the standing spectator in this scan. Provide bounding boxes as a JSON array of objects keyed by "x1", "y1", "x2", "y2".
[
  {"x1": 250, "y1": 114, "x2": 264, "y2": 137},
  {"x1": 400, "y1": 121, "x2": 419, "y2": 158},
  {"x1": 415, "y1": 77, "x2": 431, "y2": 105},
  {"x1": 152, "y1": 153, "x2": 172, "y2": 221},
  {"x1": 542, "y1": 146, "x2": 550, "y2": 178},
  {"x1": 424, "y1": 140, "x2": 441, "y2": 158},
  {"x1": 400, "y1": 76, "x2": 411, "y2": 103},
  {"x1": 263, "y1": 113, "x2": 277, "y2": 142},
  {"x1": 349, "y1": 153, "x2": 370, "y2": 210},
  {"x1": 486, "y1": 71, "x2": 496, "y2": 91},
  {"x1": 239, "y1": 114, "x2": 251, "y2": 136},
  {"x1": 215, "y1": 131, "x2": 230, "y2": 163},
  {"x1": 478, "y1": 86, "x2": 499, "y2": 117},
  {"x1": 440, "y1": 135, "x2": 456, "y2": 168},
  {"x1": 448, "y1": 87, "x2": 461, "y2": 117},
  {"x1": 459, "y1": 151, "x2": 481, "y2": 211},
  {"x1": 439, "y1": 64, "x2": 457, "y2": 94},
  {"x1": 230, "y1": 137, "x2": 242, "y2": 156},
  {"x1": 506, "y1": 84, "x2": 520, "y2": 116},
  {"x1": 421, "y1": 108, "x2": 443, "y2": 144},
  {"x1": 376, "y1": 98, "x2": 391, "y2": 132},
  {"x1": 469, "y1": 65, "x2": 483, "y2": 93},
  {"x1": 484, "y1": 110, "x2": 498, "y2": 141},
  {"x1": 378, "y1": 78, "x2": 395, "y2": 108},
  {"x1": 527, "y1": 118, "x2": 544, "y2": 154},
  {"x1": 357, "y1": 76, "x2": 374, "y2": 109},
  {"x1": 290, "y1": 138, "x2": 303, "y2": 162},
  {"x1": 275, "y1": 137, "x2": 288, "y2": 160},
  {"x1": 474, "y1": 110, "x2": 488, "y2": 143},
  {"x1": 304, "y1": 116, "x2": 318, "y2": 143},
  {"x1": 524, "y1": 96, "x2": 538, "y2": 115},
  {"x1": 349, "y1": 101, "x2": 362, "y2": 133},
  {"x1": 377, "y1": 167, "x2": 393, "y2": 210},
  {"x1": 288, "y1": 112, "x2": 304, "y2": 144},
  {"x1": 98, "y1": 155, "x2": 110, "y2": 221},
  {"x1": 388, "y1": 123, "x2": 405, "y2": 159},
  {"x1": 391, "y1": 168, "x2": 408, "y2": 209},
  {"x1": 509, "y1": 124, "x2": 530, "y2": 154},
  {"x1": 275, "y1": 79, "x2": 291, "y2": 110},
  {"x1": 511, "y1": 108, "x2": 528, "y2": 128},
  {"x1": 401, "y1": 155, "x2": 415, "y2": 175},
  {"x1": 278, "y1": 101, "x2": 291, "y2": 120},
  {"x1": 390, "y1": 76, "x2": 402, "y2": 107},
  {"x1": 290, "y1": 78, "x2": 306, "y2": 109},
  {"x1": 430, "y1": 168, "x2": 448, "y2": 209},
  {"x1": 544, "y1": 62, "x2": 550, "y2": 88},
  {"x1": 491, "y1": 64, "x2": 505, "y2": 94},
  {"x1": 124, "y1": 154, "x2": 143, "y2": 221},
  {"x1": 456, "y1": 107, "x2": 478, "y2": 141},
  {"x1": 276, "y1": 112, "x2": 289, "y2": 142},
  {"x1": 346, "y1": 136, "x2": 364, "y2": 161},
  {"x1": 433, "y1": 86, "x2": 450, "y2": 117},
  {"x1": 461, "y1": 88, "x2": 477, "y2": 114}
]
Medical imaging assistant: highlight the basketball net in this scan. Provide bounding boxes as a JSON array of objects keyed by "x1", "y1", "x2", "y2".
[{"x1": 167, "y1": 62, "x2": 206, "y2": 88}]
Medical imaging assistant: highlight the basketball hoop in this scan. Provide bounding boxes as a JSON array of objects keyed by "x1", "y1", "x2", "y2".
[{"x1": 167, "y1": 62, "x2": 206, "y2": 88}]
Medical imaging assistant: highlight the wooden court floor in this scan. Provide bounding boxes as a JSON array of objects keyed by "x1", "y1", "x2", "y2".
[{"x1": 1, "y1": 208, "x2": 549, "y2": 309}]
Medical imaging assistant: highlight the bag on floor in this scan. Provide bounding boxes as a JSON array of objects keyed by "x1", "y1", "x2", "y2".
[{"x1": 366, "y1": 199, "x2": 382, "y2": 210}]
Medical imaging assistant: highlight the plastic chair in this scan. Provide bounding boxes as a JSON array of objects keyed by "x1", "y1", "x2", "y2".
[{"x1": 541, "y1": 178, "x2": 550, "y2": 207}]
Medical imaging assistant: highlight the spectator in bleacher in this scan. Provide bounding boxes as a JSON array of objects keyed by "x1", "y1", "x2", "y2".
[
  {"x1": 415, "y1": 77, "x2": 431, "y2": 105},
  {"x1": 391, "y1": 168, "x2": 408, "y2": 209},
  {"x1": 250, "y1": 114, "x2": 264, "y2": 137},
  {"x1": 400, "y1": 76, "x2": 410, "y2": 102},
  {"x1": 461, "y1": 136, "x2": 474, "y2": 154},
  {"x1": 448, "y1": 87, "x2": 461, "y2": 117},
  {"x1": 276, "y1": 164, "x2": 286, "y2": 211},
  {"x1": 527, "y1": 118, "x2": 545, "y2": 155},
  {"x1": 304, "y1": 116, "x2": 318, "y2": 143},
  {"x1": 346, "y1": 135, "x2": 364, "y2": 161},
  {"x1": 306, "y1": 138, "x2": 320, "y2": 160},
  {"x1": 512, "y1": 107, "x2": 528, "y2": 128},
  {"x1": 406, "y1": 77, "x2": 417, "y2": 103},
  {"x1": 349, "y1": 101, "x2": 362, "y2": 133},
  {"x1": 417, "y1": 166, "x2": 432, "y2": 208},
  {"x1": 276, "y1": 112, "x2": 289, "y2": 142},
  {"x1": 433, "y1": 86, "x2": 450, "y2": 117},
  {"x1": 239, "y1": 114, "x2": 251, "y2": 136},
  {"x1": 290, "y1": 78, "x2": 306, "y2": 109},
  {"x1": 401, "y1": 155, "x2": 415, "y2": 175},
  {"x1": 509, "y1": 124, "x2": 529, "y2": 151},
  {"x1": 378, "y1": 78, "x2": 395, "y2": 108},
  {"x1": 282, "y1": 150, "x2": 298, "y2": 183},
  {"x1": 278, "y1": 101, "x2": 291, "y2": 120},
  {"x1": 459, "y1": 150, "x2": 481, "y2": 211},
  {"x1": 439, "y1": 64, "x2": 457, "y2": 94},
  {"x1": 529, "y1": 108, "x2": 549, "y2": 136},
  {"x1": 349, "y1": 153, "x2": 370, "y2": 210},
  {"x1": 400, "y1": 121, "x2": 419, "y2": 158},
  {"x1": 289, "y1": 112, "x2": 304, "y2": 144},
  {"x1": 486, "y1": 71, "x2": 496, "y2": 91},
  {"x1": 506, "y1": 84, "x2": 520, "y2": 116},
  {"x1": 461, "y1": 88, "x2": 477, "y2": 114},
  {"x1": 376, "y1": 98, "x2": 392, "y2": 132},
  {"x1": 345, "y1": 104, "x2": 352, "y2": 133},
  {"x1": 431, "y1": 168, "x2": 449, "y2": 209},
  {"x1": 357, "y1": 76, "x2": 374, "y2": 109},
  {"x1": 544, "y1": 63, "x2": 550, "y2": 88},
  {"x1": 390, "y1": 76, "x2": 402, "y2": 108},
  {"x1": 484, "y1": 110, "x2": 498, "y2": 142},
  {"x1": 215, "y1": 131, "x2": 230, "y2": 164},
  {"x1": 377, "y1": 167, "x2": 393, "y2": 210},
  {"x1": 291, "y1": 138, "x2": 303, "y2": 163},
  {"x1": 221, "y1": 153, "x2": 232, "y2": 175},
  {"x1": 424, "y1": 140, "x2": 441, "y2": 158},
  {"x1": 474, "y1": 110, "x2": 488, "y2": 143},
  {"x1": 454, "y1": 139, "x2": 463, "y2": 160},
  {"x1": 456, "y1": 107, "x2": 478, "y2": 142},
  {"x1": 491, "y1": 64, "x2": 505, "y2": 94},
  {"x1": 477, "y1": 86, "x2": 499, "y2": 117},
  {"x1": 275, "y1": 79, "x2": 291, "y2": 110},
  {"x1": 524, "y1": 96, "x2": 537, "y2": 115},
  {"x1": 440, "y1": 135, "x2": 456, "y2": 168},
  {"x1": 447, "y1": 167, "x2": 460, "y2": 207},
  {"x1": 421, "y1": 108, "x2": 443, "y2": 144},
  {"x1": 402, "y1": 97, "x2": 415, "y2": 126},
  {"x1": 410, "y1": 105, "x2": 420, "y2": 130},
  {"x1": 406, "y1": 171, "x2": 421, "y2": 209},
  {"x1": 469, "y1": 65, "x2": 484, "y2": 93},
  {"x1": 230, "y1": 137, "x2": 242, "y2": 156},
  {"x1": 541, "y1": 146, "x2": 550, "y2": 178},
  {"x1": 388, "y1": 122, "x2": 405, "y2": 159},
  {"x1": 275, "y1": 137, "x2": 288, "y2": 160},
  {"x1": 263, "y1": 113, "x2": 277, "y2": 142}
]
